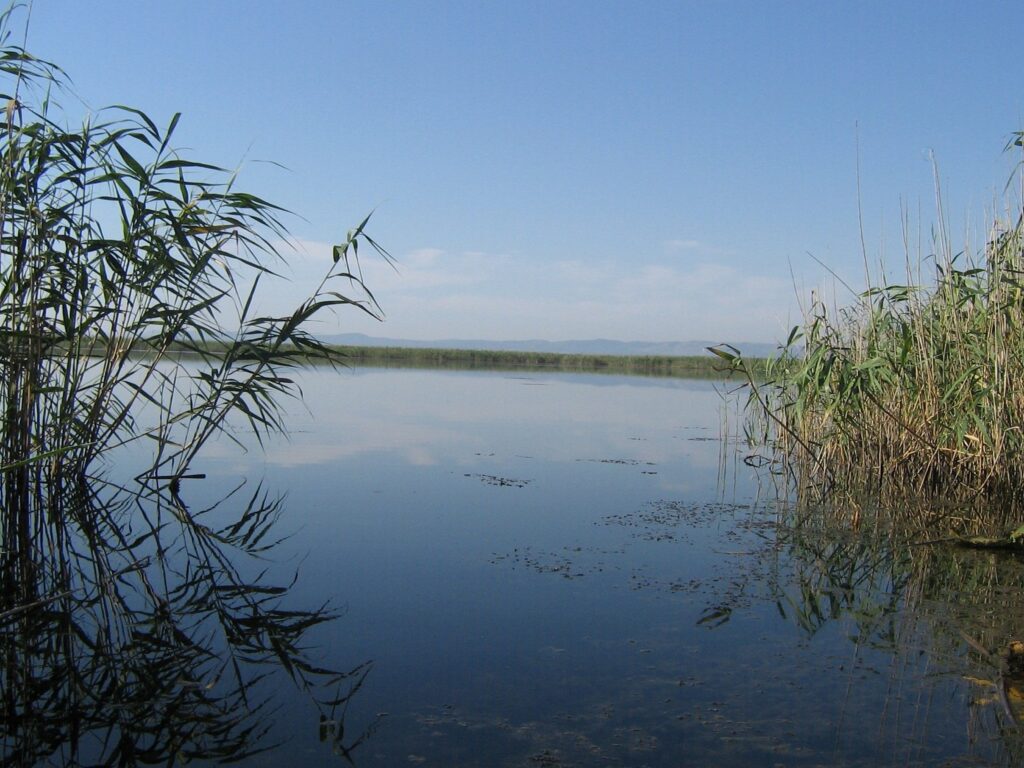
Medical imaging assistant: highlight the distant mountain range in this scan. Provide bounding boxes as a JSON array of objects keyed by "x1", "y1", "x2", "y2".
[{"x1": 320, "y1": 333, "x2": 779, "y2": 358}]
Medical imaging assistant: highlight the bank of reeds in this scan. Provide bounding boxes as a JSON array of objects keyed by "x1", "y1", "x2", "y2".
[
  {"x1": 0, "y1": 16, "x2": 387, "y2": 492},
  {"x1": 715, "y1": 133, "x2": 1024, "y2": 513},
  {"x1": 0, "y1": 15, "x2": 385, "y2": 760}
]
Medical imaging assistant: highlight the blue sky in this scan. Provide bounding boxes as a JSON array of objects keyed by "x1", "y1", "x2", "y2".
[{"x1": 20, "y1": 1, "x2": 1024, "y2": 344}]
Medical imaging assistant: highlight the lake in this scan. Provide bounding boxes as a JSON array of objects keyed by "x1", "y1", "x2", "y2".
[{"x1": 6, "y1": 365, "x2": 1024, "y2": 766}]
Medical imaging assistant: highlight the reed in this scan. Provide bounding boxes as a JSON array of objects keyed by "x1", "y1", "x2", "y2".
[
  {"x1": 715, "y1": 133, "x2": 1024, "y2": 513},
  {"x1": 0, "y1": 11, "x2": 385, "y2": 760},
  {"x1": 0, "y1": 10, "x2": 388, "y2": 496}
]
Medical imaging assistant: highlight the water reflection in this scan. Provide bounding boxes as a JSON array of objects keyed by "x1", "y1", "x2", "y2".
[
  {"x1": 251, "y1": 367, "x2": 1024, "y2": 766},
  {"x1": 19, "y1": 364, "x2": 1024, "y2": 766},
  {"x1": 749, "y1": 505, "x2": 1024, "y2": 766},
  {"x1": 0, "y1": 475, "x2": 371, "y2": 765}
]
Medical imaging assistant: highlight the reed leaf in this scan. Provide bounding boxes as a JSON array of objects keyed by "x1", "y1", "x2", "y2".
[{"x1": 717, "y1": 137, "x2": 1024, "y2": 516}]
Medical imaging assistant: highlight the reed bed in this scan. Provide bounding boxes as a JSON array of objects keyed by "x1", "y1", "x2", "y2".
[
  {"x1": 716, "y1": 134, "x2": 1024, "y2": 513},
  {"x1": 0, "y1": 15, "x2": 388, "y2": 494},
  {"x1": 0, "y1": 13, "x2": 383, "y2": 760}
]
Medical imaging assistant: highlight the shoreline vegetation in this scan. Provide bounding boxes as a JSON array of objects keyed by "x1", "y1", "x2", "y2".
[
  {"x1": 70, "y1": 340, "x2": 768, "y2": 378},
  {"x1": 0, "y1": 17, "x2": 380, "y2": 763},
  {"x1": 286, "y1": 343, "x2": 759, "y2": 377},
  {"x1": 715, "y1": 132, "x2": 1024, "y2": 520}
]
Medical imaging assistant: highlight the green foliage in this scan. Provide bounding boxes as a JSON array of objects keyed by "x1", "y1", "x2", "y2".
[
  {"x1": 0, "y1": 11, "x2": 386, "y2": 761},
  {"x1": 717, "y1": 138, "x2": 1024, "y2": 511},
  {"x1": 0, "y1": 12, "x2": 388, "y2": 488},
  {"x1": 322, "y1": 344, "x2": 761, "y2": 378}
]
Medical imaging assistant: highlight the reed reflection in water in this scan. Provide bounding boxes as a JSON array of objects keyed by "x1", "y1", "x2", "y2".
[
  {"x1": 11, "y1": 363, "x2": 1024, "y2": 766},
  {"x1": 0, "y1": 473, "x2": 373, "y2": 766},
  {"x1": 719, "y1": 501, "x2": 1024, "y2": 767}
]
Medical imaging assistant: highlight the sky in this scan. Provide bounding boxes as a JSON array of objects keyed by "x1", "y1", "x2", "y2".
[{"x1": 17, "y1": 0, "x2": 1024, "y2": 344}]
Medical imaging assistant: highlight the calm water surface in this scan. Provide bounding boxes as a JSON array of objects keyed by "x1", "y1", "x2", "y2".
[{"x1": 116, "y1": 367, "x2": 1024, "y2": 765}]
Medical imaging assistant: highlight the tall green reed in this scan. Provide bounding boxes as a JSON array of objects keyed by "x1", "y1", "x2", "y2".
[
  {"x1": 0, "y1": 10, "x2": 386, "y2": 760},
  {"x1": 714, "y1": 133, "x2": 1024, "y2": 515},
  {"x1": 0, "y1": 10, "x2": 388, "y2": 497}
]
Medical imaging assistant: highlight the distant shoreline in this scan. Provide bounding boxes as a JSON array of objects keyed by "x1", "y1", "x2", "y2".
[
  {"x1": 327, "y1": 344, "x2": 761, "y2": 379},
  {"x1": 76, "y1": 341, "x2": 765, "y2": 379},
  {"x1": 320, "y1": 333, "x2": 780, "y2": 359}
]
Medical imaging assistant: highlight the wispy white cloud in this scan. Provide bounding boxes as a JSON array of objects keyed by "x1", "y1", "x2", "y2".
[
  {"x1": 240, "y1": 239, "x2": 800, "y2": 344},
  {"x1": 665, "y1": 238, "x2": 702, "y2": 251}
]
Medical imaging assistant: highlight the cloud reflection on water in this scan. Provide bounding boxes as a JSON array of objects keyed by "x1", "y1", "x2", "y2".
[{"x1": 217, "y1": 368, "x2": 737, "y2": 479}]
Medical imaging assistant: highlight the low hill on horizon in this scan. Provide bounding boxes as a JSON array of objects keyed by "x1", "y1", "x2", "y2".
[{"x1": 320, "y1": 333, "x2": 778, "y2": 358}]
